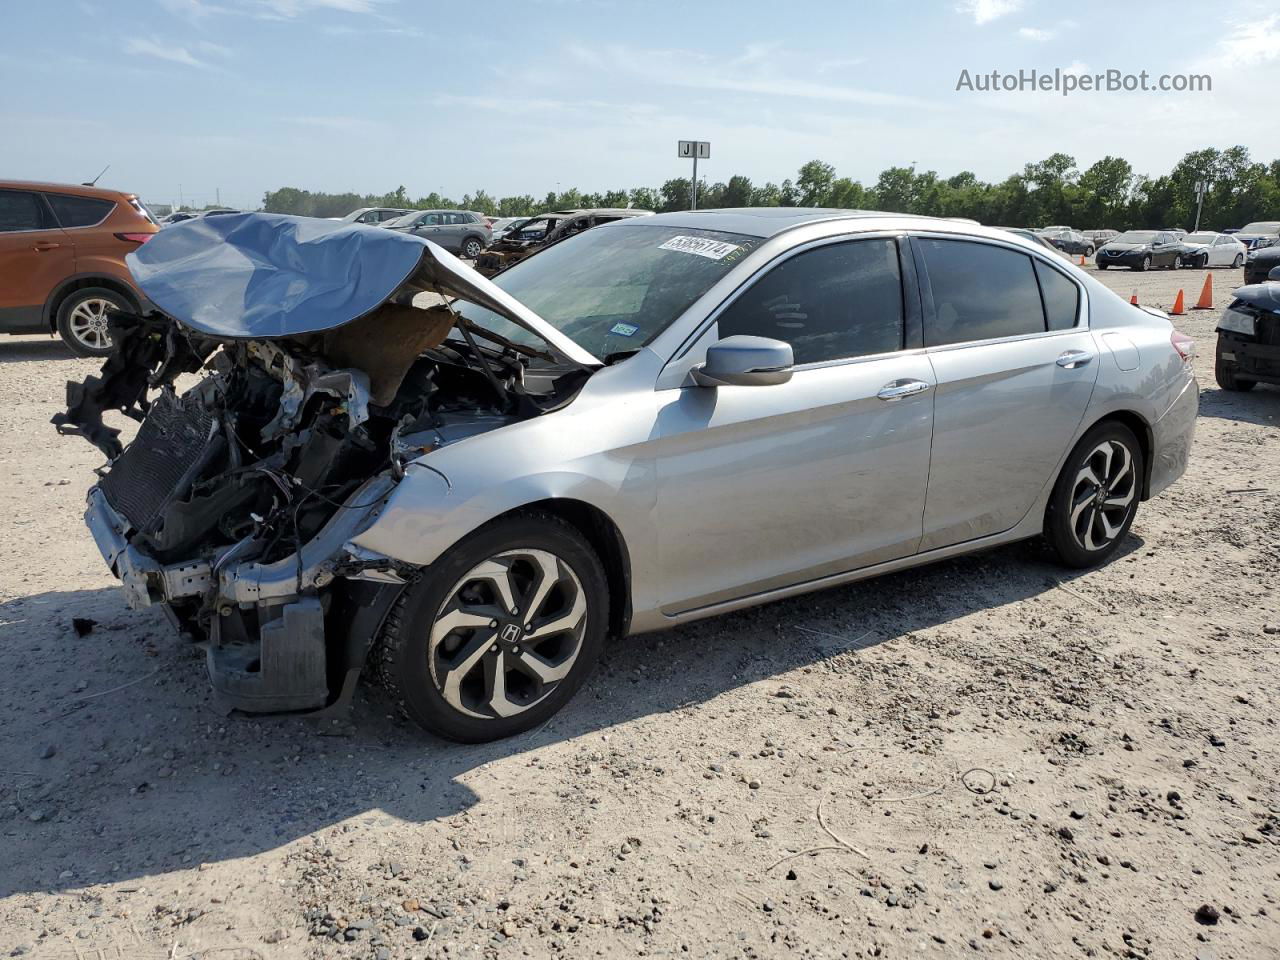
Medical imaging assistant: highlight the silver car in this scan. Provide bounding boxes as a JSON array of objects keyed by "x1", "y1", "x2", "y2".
[{"x1": 57, "y1": 210, "x2": 1199, "y2": 742}]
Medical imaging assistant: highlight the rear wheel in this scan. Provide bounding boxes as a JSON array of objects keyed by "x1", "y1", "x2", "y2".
[
  {"x1": 1044, "y1": 422, "x2": 1143, "y2": 568},
  {"x1": 55, "y1": 286, "x2": 132, "y2": 357},
  {"x1": 1173, "y1": 254, "x2": 1184, "y2": 269},
  {"x1": 372, "y1": 513, "x2": 608, "y2": 742},
  {"x1": 1232, "y1": 253, "x2": 1243, "y2": 268},
  {"x1": 461, "y1": 236, "x2": 484, "y2": 259},
  {"x1": 1084, "y1": 245, "x2": 1095, "y2": 256}
]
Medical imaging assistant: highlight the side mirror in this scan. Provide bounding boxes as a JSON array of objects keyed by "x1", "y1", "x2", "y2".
[
  {"x1": 1268, "y1": 265, "x2": 1280, "y2": 282},
  {"x1": 692, "y1": 335, "x2": 794, "y2": 387}
]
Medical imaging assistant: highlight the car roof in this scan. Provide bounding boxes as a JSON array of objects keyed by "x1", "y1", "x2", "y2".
[
  {"x1": 0, "y1": 179, "x2": 138, "y2": 200},
  {"x1": 540, "y1": 208, "x2": 652, "y2": 218},
  {"x1": 631, "y1": 207, "x2": 999, "y2": 239}
]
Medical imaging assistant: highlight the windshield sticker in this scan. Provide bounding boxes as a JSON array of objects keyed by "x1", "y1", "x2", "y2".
[
  {"x1": 659, "y1": 235, "x2": 743, "y2": 261},
  {"x1": 609, "y1": 322, "x2": 639, "y2": 337}
]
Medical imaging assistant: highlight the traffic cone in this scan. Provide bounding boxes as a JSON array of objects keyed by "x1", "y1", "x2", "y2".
[
  {"x1": 1130, "y1": 290, "x2": 1139, "y2": 306},
  {"x1": 1192, "y1": 273, "x2": 1213, "y2": 310},
  {"x1": 1078, "y1": 254, "x2": 1086, "y2": 266},
  {"x1": 1171, "y1": 289, "x2": 1185, "y2": 315}
]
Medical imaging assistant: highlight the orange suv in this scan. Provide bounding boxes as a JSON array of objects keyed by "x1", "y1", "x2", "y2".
[{"x1": 0, "y1": 180, "x2": 159, "y2": 356}]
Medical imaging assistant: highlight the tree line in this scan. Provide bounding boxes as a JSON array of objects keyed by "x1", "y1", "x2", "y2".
[{"x1": 261, "y1": 145, "x2": 1280, "y2": 231}]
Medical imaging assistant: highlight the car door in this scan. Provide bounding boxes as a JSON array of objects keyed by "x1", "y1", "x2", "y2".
[
  {"x1": 0, "y1": 188, "x2": 75, "y2": 329},
  {"x1": 652, "y1": 236, "x2": 935, "y2": 614},
  {"x1": 1152, "y1": 232, "x2": 1178, "y2": 267},
  {"x1": 912, "y1": 235, "x2": 1098, "y2": 551},
  {"x1": 413, "y1": 212, "x2": 444, "y2": 243}
]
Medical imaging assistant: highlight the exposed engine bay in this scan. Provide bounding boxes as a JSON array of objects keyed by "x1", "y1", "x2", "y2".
[{"x1": 52, "y1": 213, "x2": 599, "y2": 715}]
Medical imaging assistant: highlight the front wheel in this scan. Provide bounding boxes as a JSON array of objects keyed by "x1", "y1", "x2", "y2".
[
  {"x1": 1215, "y1": 335, "x2": 1256, "y2": 392},
  {"x1": 1044, "y1": 422, "x2": 1144, "y2": 568},
  {"x1": 1135, "y1": 255, "x2": 1151, "y2": 272},
  {"x1": 1173, "y1": 254, "x2": 1183, "y2": 269},
  {"x1": 56, "y1": 286, "x2": 132, "y2": 357},
  {"x1": 461, "y1": 236, "x2": 484, "y2": 259},
  {"x1": 1084, "y1": 245, "x2": 1095, "y2": 256},
  {"x1": 1097, "y1": 262, "x2": 1108, "y2": 271},
  {"x1": 372, "y1": 513, "x2": 608, "y2": 742},
  {"x1": 1232, "y1": 253, "x2": 1244, "y2": 268}
]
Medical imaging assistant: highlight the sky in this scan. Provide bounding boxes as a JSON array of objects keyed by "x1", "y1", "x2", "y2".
[{"x1": 2, "y1": 0, "x2": 1279, "y2": 210}]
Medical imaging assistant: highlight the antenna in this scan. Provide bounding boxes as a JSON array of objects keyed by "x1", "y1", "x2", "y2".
[{"x1": 82, "y1": 164, "x2": 110, "y2": 187}]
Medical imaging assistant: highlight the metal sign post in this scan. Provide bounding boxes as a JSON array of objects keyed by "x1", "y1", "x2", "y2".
[
  {"x1": 678, "y1": 140, "x2": 711, "y2": 210},
  {"x1": 1193, "y1": 180, "x2": 1208, "y2": 232}
]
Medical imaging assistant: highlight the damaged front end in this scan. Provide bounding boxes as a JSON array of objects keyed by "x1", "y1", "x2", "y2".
[{"x1": 53, "y1": 213, "x2": 599, "y2": 715}]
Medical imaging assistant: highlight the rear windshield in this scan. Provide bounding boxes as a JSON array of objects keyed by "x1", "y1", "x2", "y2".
[
  {"x1": 457, "y1": 224, "x2": 761, "y2": 360},
  {"x1": 1112, "y1": 231, "x2": 1156, "y2": 243}
]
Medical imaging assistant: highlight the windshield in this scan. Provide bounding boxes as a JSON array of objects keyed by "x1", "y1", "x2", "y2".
[
  {"x1": 1186, "y1": 233, "x2": 1216, "y2": 243},
  {"x1": 385, "y1": 212, "x2": 419, "y2": 228},
  {"x1": 1240, "y1": 222, "x2": 1280, "y2": 234},
  {"x1": 1112, "y1": 231, "x2": 1156, "y2": 244},
  {"x1": 456, "y1": 223, "x2": 762, "y2": 359}
]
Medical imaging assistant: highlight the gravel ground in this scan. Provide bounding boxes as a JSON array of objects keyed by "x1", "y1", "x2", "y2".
[{"x1": 1, "y1": 262, "x2": 1277, "y2": 959}]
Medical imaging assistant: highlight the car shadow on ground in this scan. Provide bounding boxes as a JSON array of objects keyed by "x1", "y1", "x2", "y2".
[
  {"x1": 0, "y1": 534, "x2": 1138, "y2": 899},
  {"x1": 1197, "y1": 382, "x2": 1280, "y2": 426},
  {"x1": 0, "y1": 338, "x2": 74, "y2": 364}
]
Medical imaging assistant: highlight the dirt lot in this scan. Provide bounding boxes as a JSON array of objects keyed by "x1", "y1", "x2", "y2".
[{"x1": 1, "y1": 262, "x2": 1277, "y2": 960}]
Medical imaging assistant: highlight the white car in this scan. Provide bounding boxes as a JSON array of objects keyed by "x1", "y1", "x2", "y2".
[{"x1": 1181, "y1": 231, "x2": 1247, "y2": 269}]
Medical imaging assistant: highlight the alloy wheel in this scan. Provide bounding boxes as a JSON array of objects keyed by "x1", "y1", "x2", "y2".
[
  {"x1": 464, "y1": 239, "x2": 482, "y2": 259},
  {"x1": 1068, "y1": 440, "x2": 1137, "y2": 552},
  {"x1": 67, "y1": 298, "x2": 114, "y2": 351},
  {"x1": 427, "y1": 548, "x2": 588, "y2": 719}
]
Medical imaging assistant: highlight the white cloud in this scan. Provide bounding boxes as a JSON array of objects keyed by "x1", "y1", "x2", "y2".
[
  {"x1": 1018, "y1": 26, "x2": 1053, "y2": 42},
  {"x1": 249, "y1": 0, "x2": 385, "y2": 17},
  {"x1": 123, "y1": 36, "x2": 209, "y2": 68},
  {"x1": 1204, "y1": 13, "x2": 1280, "y2": 67},
  {"x1": 956, "y1": 0, "x2": 1024, "y2": 26},
  {"x1": 566, "y1": 44, "x2": 942, "y2": 112}
]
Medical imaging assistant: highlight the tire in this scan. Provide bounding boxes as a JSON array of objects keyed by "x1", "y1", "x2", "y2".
[
  {"x1": 1097, "y1": 262, "x2": 1108, "y2": 271},
  {"x1": 1044, "y1": 421, "x2": 1144, "y2": 569},
  {"x1": 1173, "y1": 255, "x2": 1183, "y2": 269},
  {"x1": 1232, "y1": 253, "x2": 1243, "y2": 268},
  {"x1": 55, "y1": 286, "x2": 132, "y2": 357},
  {"x1": 1215, "y1": 335, "x2": 1256, "y2": 392},
  {"x1": 1085, "y1": 245, "x2": 1095, "y2": 256},
  {"x1": 372, "y1": 512, "x2": 609, "y2": 742},
  {"x1": 1135, "y1": 255, "x2": 1151, "y2": 272},
  {"x1": 461, "y1": 236, "x2": 484, "y2": 260}
]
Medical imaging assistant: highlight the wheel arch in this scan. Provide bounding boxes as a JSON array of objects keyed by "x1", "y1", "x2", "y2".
[
  {"x1": 1081, "y1": 410, "x2": 1155, "y2": 500},
  {"x1": 44, "y1": 274, "x2": 141, "y2": 331},
  {"x1": 502, "y1": 498, "x2": 633, "y2": 640}
]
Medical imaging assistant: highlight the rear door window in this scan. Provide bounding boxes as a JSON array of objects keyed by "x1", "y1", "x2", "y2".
[
  {"x1": 918, "y1": 238, "x2": 1045, "y2": 346},
  {"x1": 45, "y1": 194, "x2": 117, "y2": 227},
  {"x1": 717, "y1": 238, "x2": 904, "y2": 365},
  {"x1": 0, "y1": 189, "x2": 49, "y2": 232}
]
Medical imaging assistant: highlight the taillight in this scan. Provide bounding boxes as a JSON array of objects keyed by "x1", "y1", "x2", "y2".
[{"x1": 1171, "y1": 330, "x2": 1196, "y2": 362}]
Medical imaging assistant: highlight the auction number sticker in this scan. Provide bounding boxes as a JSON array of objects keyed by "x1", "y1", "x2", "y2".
[{"x1": 659, "y1": 235, "x2": 743, "y2": 261}]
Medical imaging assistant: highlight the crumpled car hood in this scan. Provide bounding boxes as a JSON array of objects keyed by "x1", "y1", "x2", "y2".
[
  {"x1": 127, "y1": 213, "x2": 601, "y2": 368},
  {"x1": 1233, "y1": 281, "x2": 1280, "y2": 313}
]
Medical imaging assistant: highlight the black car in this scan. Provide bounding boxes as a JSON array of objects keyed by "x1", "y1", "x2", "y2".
[
  {"x1": 1095, "y1": 230, "x2": 1186, "y2": 271},
  {"x1": 1037, "y1": 227, "x2": 1095, "y2": 255},
  {"x1": 1244, "y1": 244, "x2": 1280, "y2": 285},
  {"x1": 1215, "y1": 270, "x2": 1280, "y2": 391},
  {"x1": 1232, "y1": 220, "x2": 1280, "y2": 252}
]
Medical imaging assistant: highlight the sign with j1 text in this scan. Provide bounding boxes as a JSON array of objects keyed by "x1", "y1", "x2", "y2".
[{"x1": 678, "y1": 141, "x2": 711, "y2": 159}]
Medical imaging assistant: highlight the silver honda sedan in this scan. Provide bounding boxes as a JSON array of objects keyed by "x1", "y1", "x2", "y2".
[{"x1": 60, "y1": 209, "x2": 1198, "y2": 741}]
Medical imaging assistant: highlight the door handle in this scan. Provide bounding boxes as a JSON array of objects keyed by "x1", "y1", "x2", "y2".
[
  {"x1": 34, "y1": 241, "x2": 61, "y2": 251},
  {"x1": 877, "y1": 379, "x2": 931, "y2": 401},
  {"x1": 1056, "y1": 350, "x2": 1093, "y2": 368}
]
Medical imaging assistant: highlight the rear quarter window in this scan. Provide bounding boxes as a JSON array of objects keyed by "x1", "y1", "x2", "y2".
[
  {"x1": 45, "y1": 193, "x2": 116, "y2": 228},
  {"x1": 919, "y1": 238, "x2": 1046, "y2": 346},
  {"x1": 1033, "y1": 260, "x2": 1080, "y2": 331}
]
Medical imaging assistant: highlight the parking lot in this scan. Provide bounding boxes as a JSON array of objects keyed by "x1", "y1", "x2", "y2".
[{"x1": 0, "y1": 262, "x2": 1276, "y2": 959}]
